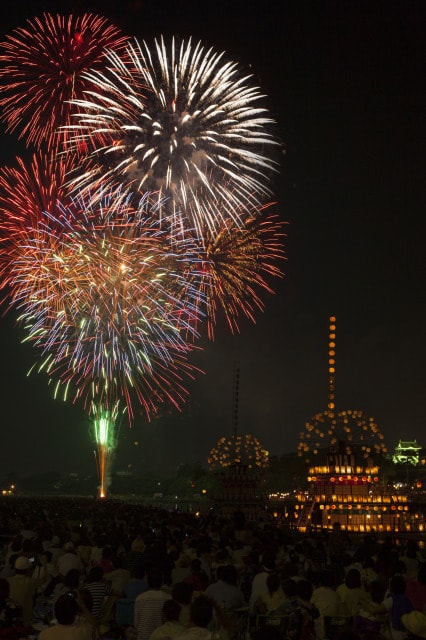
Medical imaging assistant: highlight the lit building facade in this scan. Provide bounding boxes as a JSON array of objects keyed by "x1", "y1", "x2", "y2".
[{"x1": 295, "y1": 441, "x2": 425, "y2": 533}]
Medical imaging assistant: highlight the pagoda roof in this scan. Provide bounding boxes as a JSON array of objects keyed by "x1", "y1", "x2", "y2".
[{"x1": 394, "y1": 440, "x2": 421, "y2": 450}]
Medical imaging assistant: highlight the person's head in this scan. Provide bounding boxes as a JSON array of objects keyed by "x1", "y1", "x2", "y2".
[
  {"x1": 417, "y1": 563, "x2": 426, "y2": 587},
  {"x1": 297, "y1": 579, "x2": 314, "y2": 602},
  {"x1": 389, "y1": 574, "x2": 406, "y2": 595},
  {"x1": 363, "y1": 556, "x2": 376, "y2": 569},
  {"x1": 395, "y1": 560, "x2": 407, "y2": 576},
  {"x1": 318, "y1": 569, "x2": 335, "y2": 589},
  {"x1": 133, "y1": 563, "x2": 146, "y2": 580},
  {"x1": 219, "y1": 564, "x2": 238, "y2": 586},
  {"x1": 282, "y1": 578, "x2": 297, "y2": 599},
  {"x1": 266, "y1": 572, "x2": 281, "y2": 595},
  {"x1": 88, "y1": 565, "x2": 104, "y2": 583},
  {"x1": 9, "y1": 553, "x2": 18, "y2": 570},
  {"x1": 369, "y1": 580, "x2": 386, "y2": 605},
  {"x1": 147, "y1": 567, "x2": 163, "y2": 589},
  {"x1": 179, "y1": 554, "x2": 191, "y2": 568},
  {"x1": 164, "y1": 599, "x2": 181, "y2": 622},
  {"x1": 14, "y1": 555, "x2": 31, "y2": 574},
  {"x1": 43, "y1": 550, "x2": 53, "y2": 564},
  {"x1": 10, "y1": 536, "x2": 23, "y2": 553},
  {"x1": 54, "y1": 594, "x2": 78, "y2": 625},
  {"x1": 401, "y1": 610, "x2": 426, "y2": 640},
  {"x1": 0, "y1": 578, "x2": 10, "y2": 602},
  {"x1": 190, "y1": 595, "x2": 213, "y2": 628},
  {"x1": 65, "y1": 568, "x2": 80, "y2": 589},
  {"x1": 172, "y1": 580, "x2": 194, "y2": 604},
  {"x1": 262, "y1": 552, "x2": 276, "y2": 572},
  {"x1": 102, "y1": 545, "x2": 113, "y2": 559},
  {"x1": 406, "y1": 540, "x2": 419, "y2": 559},
  {"x1": 345, "y1": 568, "x2": 361, "y2": 589},
  {"x1": 190, "y1": 558, "x2": 202, "y2": 573}
]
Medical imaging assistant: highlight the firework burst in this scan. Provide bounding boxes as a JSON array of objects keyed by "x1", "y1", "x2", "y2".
[
  {"x1": 63, "y1": 35, "x2": 280, "y2": 235},
  {"x1": 0, "y1": 13, "x2": 129, "y2": 149},
  {"x1": 178, "y1": 205, "x2": 286, "y2": 339},
  {"x1": 0, "y1": 192, "x2": 204, "y2": 421}
]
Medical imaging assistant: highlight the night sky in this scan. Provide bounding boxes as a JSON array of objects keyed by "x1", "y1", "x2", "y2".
[{"x1": 0, "y1": 0, "x2": 425, "y2": 478}]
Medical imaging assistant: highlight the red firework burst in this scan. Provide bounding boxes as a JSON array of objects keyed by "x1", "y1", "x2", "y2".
[
  {"x1": 0, "y1": 13, "x2": 129, "y2": 149},
  {"x1": 0, "y1": 150, "x2": 78, "y2": 293}
]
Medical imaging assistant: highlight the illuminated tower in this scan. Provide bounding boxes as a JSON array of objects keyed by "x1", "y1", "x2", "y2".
[
  {"x1": 209, "y1": 362, "x2": 268, "y2": 520},
  {"x1": 293, "y1": 316, "x2": 423, "y2": 534},
  {"x1": 328, "y1": 316, "x2": 336, "y2": 417}
]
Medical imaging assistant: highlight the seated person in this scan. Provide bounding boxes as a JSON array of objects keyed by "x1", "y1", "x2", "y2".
[{"x1": 39, "y1": 593, "x2": 92, "y2": 639}]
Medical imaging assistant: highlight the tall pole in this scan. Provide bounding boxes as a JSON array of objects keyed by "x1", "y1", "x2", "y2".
[
  {"x1": 328, "y1": 316, "x2": 336, "y2": 421},
  {"x1": 232, "y1": 361, "x2": 240, "y2": 439}
]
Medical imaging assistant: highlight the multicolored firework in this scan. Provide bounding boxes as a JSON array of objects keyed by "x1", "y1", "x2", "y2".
[
  {"x1": 63, "y1": 36, "x2": 280, "y2": 235},
  {"x1": 180, "y1": 205, "x2": 286, "y2": 340},
  {"x1": 0, "y1": 191, "x2": 204, "y2": 422},
  {"x1": 0, "y1": 14, "x2": 285, "y2": 497},
  {"x1": 0, "y1": 13, "x2": 129, "y2": 149}
]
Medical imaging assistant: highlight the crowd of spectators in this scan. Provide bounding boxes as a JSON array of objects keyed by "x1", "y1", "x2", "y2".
[{"x1": 0, "y1": 497, "x2": 426, "y2": 640}]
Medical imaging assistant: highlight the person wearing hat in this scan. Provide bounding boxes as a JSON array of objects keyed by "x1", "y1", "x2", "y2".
[
  {"x1": 402, "y1": 611, "x2": 426, "y2": 639},
  {"x1": 57, "y1": 542, "x2": 84, "y2": 580},
  {"x1": 7, "y1": 554, "x2": 47, "y2": 628}
]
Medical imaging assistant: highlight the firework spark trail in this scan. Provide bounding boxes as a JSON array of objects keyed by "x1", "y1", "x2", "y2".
[
  {"x1": 0, "y1": 191, "x2": 205, "y2": 421},
  {"x1": 177, "y1": 205, "x2": 286, "y2": 340},
  {"x1": 92, "y1": 402, "x2": 120, "y2": 498},
  {"x1": 0, "y1": 13, "x2": 129, "y2": 149},
  {"x1": 0, "y1": 15, "x2": 285, "y2": 496},
  {"x1": 63, "y1": 35, "x2": 280, "y2": 236}
]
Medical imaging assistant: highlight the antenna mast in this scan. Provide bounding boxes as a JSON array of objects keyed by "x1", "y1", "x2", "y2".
[
  {"x1": 328, "y1": 316, "x2": 336, "y2": 419},
  {"x1": 232, "y1": 361, "x2": 240, "y2": 438}
]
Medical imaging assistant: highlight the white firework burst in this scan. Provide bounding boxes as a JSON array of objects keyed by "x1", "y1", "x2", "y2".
[{"x1": 63, "y1": 35, "x2": 280, "y2": 236}]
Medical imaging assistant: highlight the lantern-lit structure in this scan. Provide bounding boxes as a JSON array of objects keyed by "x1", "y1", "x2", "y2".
[{"x1": 295, "y1": 317, "x2": 425, "y2": 533}]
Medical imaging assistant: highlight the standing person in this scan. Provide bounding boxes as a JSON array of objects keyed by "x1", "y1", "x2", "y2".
[{"x1": 134, "y1": 567, "x2": 172, "y2": 640}]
